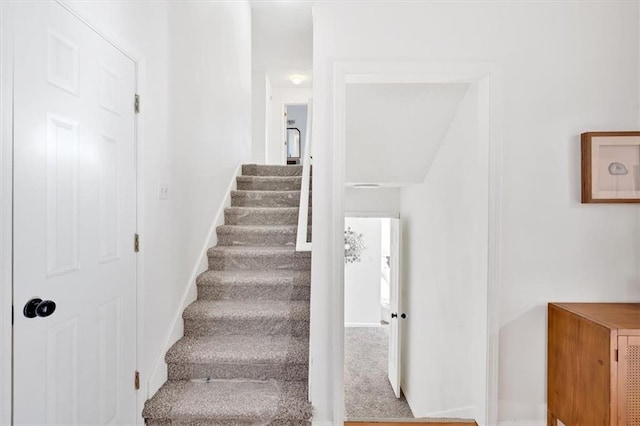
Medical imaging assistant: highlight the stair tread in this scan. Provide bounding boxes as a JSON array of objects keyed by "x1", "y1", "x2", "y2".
[
  {"x1": 197, "y1": 270, "x2": 310, "y2": 286},
  {"x1": 183, "y1": 299, "x2": 310, "y2": 321},
  {"x1": 208, "y1": 245, "x2": 311, "y2": 256},
  {"x1": 143, "y1": 380, "x2": 311, "y2": 421},
  {"x1": 166, "y1": 335, "x2": 308, "y2": 365},
  {"x1": 226, "y1": 206, "x2": 299, "y2": 212}
]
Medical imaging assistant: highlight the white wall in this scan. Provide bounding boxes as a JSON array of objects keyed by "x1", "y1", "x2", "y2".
[
  {"x1": 345, "y1": 83, "x2": 468, "y2": 185},
  {"x1": 344, "y1": 218, "x2": 382, "y2": 326},
  {"x1": 399, "y1": 84, "x2": 487, "y2": 420},
  {"x1": 251, "y1": 2, "x2": 312, "y2": 89},
  {"x1": 45, "y1": 0, "x2": 253, "y2": 409},
  {"x1": 252, "y1": 72, "x2": 271, "y2": 163},
  {"x1": 268, "y1": 88, "x2": 312, "y2": 164},
  {"x1": 167, "y1": 0, "x2": 252, "y2": 390},
  {"x1": 345, "y1": 187, "x2": 400, "y2": 216},
  {"x1": 311, "y1": 2, "x2": 640, "y2": 424}
]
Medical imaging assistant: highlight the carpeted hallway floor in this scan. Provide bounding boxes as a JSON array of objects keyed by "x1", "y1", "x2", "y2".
[{"x1": 345, "y1": 326, "x2": 414, "y2": 420}]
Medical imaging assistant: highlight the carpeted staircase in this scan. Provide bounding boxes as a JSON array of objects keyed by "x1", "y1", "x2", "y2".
[{"x1": 143, "y1": 164, "x2": 313, "y2": 426}]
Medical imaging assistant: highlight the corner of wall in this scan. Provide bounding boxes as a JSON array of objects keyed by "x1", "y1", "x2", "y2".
[{"x1": 146, "y1": 163, "x2": 243, "y2": 398}]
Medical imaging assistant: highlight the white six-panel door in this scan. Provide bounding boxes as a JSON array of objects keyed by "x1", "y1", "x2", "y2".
[{"x1": 12, "y1": 2, "x2": 137, "y2": 424}]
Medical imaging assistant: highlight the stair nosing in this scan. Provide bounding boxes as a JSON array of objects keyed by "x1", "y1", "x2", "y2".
[{"x1": 226, "y1": 206, "x2": 300, "y2": 211}]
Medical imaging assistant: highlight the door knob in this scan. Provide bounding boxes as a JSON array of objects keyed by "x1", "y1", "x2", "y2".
[
  {"x1": 23, "y1": 298, "x2": 56, "y2": 318},
  {"x1": 391, "y1": 313, "x2": 407, "y2": 319}
]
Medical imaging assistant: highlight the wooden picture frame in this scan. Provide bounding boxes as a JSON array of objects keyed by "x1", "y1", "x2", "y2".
[{"x1": 581, "y1": 131, "x2": 640, "y2": 203}]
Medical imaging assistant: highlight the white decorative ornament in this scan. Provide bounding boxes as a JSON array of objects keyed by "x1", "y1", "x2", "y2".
[{"x1": 344, "y1": 227, "x2": 365, "y2": 264}]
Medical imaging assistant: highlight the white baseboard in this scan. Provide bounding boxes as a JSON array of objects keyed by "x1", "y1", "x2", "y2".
[
  {"x1": 421, "y1": 405, "x2": 476, "y2": 418},
  {"x1": 403, "y1": 384, "x2": 475, "y2": 420},
  {"x1": 345, "y1": 322, "x2": 383, "y2": 328},
  {"x1": 311, "y1": 421, "x2": 334, "y2": 426},
  {"x1": 498, "y1": 422, "x2": 546, "y2": 426},
  {"x1": 146, "y1": 163, "x2": 242, "y2": 398}
]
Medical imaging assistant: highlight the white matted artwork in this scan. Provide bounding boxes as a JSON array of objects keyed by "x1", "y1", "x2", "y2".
[{"x1": 581, "y1": 132, "x2": 640, "y2": 203}]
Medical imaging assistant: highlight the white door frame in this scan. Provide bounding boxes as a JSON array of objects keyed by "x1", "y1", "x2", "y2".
[
  {"x1": 329, "y1": 61, "x2": 503, "y2": 425},
  {"x1": 283, "y1": 103, "x2": 308, "y2": 164},
  {"x1": 269, "y1": 88, "x2": 312, "y2": 165},
  {"x1": 0, "y1": 3, "x2": 15, "y2": 423},
  {"x1": 0, "y1": 1, "x2": 148, "y2": 423}
]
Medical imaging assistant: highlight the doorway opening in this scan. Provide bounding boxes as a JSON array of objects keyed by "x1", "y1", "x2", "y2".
[
  {"x1": 250, "y1": 2, "x2": 313, "y2": 165},
  {"x1": 344, "y1": 216, "x2": 412, "y2": 420},
  {"x1": 285, "y1": 103, "x2": 308, "y2": 164},
  {"x1": 339, "y1": 70, "x2": 496, "y2": 424}
]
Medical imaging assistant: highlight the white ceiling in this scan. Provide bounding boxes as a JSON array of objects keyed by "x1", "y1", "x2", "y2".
[
  {"x1": 250, "y1": 1, "x2": 313, "y2": 88},
  {"x1": 345, "y1": 83, "x2": 470, "y2": 186}
]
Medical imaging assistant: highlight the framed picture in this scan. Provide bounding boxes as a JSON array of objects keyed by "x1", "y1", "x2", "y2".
[{"x1": 581, "y1": 131, "x2": 640, "y2": 203}]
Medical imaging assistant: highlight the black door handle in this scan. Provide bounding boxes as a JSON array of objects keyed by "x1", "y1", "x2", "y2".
[
  {"x1": 23, "y1": 298, "x2": 56, "y2": 318},
  {"x1": 391, "y1": 313, "x2": 407, "y2": 319}
]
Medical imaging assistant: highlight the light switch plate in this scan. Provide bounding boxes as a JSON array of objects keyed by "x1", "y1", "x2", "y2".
[{"x1": 158, "y1": 182, "x2": 169, "y2": 200}]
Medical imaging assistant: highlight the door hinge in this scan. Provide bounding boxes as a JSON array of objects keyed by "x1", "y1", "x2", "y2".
[
  {"x1": 134, "y1": 233, "x2": 140, "y2": 253},
  {"x1": 134, "y1": 94, "x2": 140, "y2": 114},
  {"x1": 614, "y1": 349, "x2": 619, "y2": 362},
  {"x1": 11, "y1": 305, "x2": 14, "y2": 325},
  {"x1": 134, "y1": 371, "x2": 140, "y2": 390}
]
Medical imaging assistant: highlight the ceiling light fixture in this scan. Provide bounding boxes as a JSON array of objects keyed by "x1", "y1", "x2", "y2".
[
  {"x1": 352, "y1": 183, "x2": 381, "y2": 189},
  {"x1": 290, "y1": 74, "x2": 304, "y2": 85}
]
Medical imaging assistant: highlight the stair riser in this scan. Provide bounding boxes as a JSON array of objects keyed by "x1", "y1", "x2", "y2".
[
  {"x1": 224, "y1": 210, "x2": 307, "y2": 226},
  {"x1": 242, "y1": 164, "x2": 303, "y2": 176},
  {"x1": 208, "y1": 254, "x2": 311, "y2": 271},
  {"x1": 167, "y1": 363, "x2": 308, "y2": 382},
  {"x1": 231, "y1": 193, "x2": 311, "y2": 208},
  {"x1": 217, "y1": 231, "x2": 295, "y2": 246},
  {"x1": 196, "y1": 271, "x2": 311, "y2": 288},
  {"x1": 197, "y1": 284, "x2": 310, "y2": 301},
  {"x1": 184, "y1": 319, "x2": 309, "y2": 337},
  {"x1": 216, "y1": 230, "x2": 312, "y2": 247},
  {"x1": 236, "y1": 180, "x2": 309, "y2": 191}
]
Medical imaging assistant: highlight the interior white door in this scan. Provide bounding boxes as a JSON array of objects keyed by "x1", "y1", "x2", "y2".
[
  {"x1": 12, "y1": 2, "x2": 137, "y2": 424},
  {"x1": 388, "y1": 218, "x2": 402, "y2": 398}
]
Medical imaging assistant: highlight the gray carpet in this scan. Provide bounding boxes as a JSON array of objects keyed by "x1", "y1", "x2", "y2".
[
  {"x1": 345, "y1": 326, "x2": 414, "y2": 420},
  {"x1": 143, "y1": 164, "x2": 313, "y2": 425}
]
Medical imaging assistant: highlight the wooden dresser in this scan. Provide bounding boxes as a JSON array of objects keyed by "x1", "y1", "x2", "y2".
[{"x1": 548, "y1": 303, "x2": 640, "y2": 425}]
